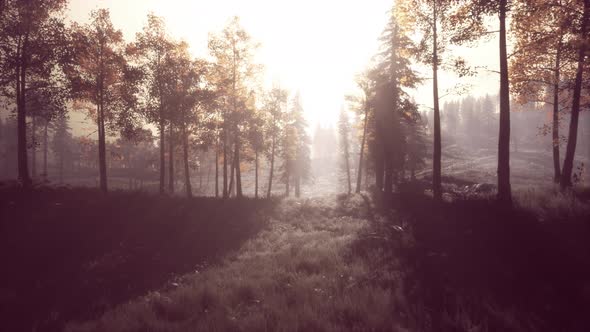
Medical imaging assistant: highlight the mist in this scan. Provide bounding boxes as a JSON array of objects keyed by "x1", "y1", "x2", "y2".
[{"x1": 1, "y1": 0, "x2": 590, "y2": 331}]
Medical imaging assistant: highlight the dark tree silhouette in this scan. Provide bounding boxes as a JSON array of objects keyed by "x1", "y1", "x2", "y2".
[
  {"x1": 130, "y1": 13, "x2": 174, "y2": 195},
  {"x1": 0, "y1": 0, "x2": 68, "y2": 188},
  {"x1": 560, "y1": 0, "x2": 589, "y2": 189}
]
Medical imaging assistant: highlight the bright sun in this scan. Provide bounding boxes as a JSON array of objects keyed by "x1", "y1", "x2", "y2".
[
  {"x1": 68, "y1": 0, "x2": 392, "y2": 127},
  {"x1": 67, "y1": 0, "x2": 500, "y2": 128}
]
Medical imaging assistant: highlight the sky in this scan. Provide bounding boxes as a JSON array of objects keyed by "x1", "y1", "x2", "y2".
[{"x1": 66, "y1": 0, "x2": 501, "y2": 130}]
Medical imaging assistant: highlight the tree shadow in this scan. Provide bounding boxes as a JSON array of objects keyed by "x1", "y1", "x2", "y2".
[
  {"x1": 352, "y1": 182, "x2": 590, "y2": 331},
  {"x1": 0, "y1": 185, "x2": 275, "y2": 332}
]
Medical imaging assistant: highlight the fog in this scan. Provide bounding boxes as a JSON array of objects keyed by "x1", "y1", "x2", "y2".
[{"x1": 2, "y1": 1, "x2": 590, "y2": 331}]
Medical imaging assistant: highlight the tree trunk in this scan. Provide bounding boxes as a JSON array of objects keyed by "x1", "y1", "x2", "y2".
[
  {"x1": 364, "y1": 158, "x2": 370, "y2": 191},
  {"x1": 215, "y1": 140, "x2": 219, "y2": 198},
  {"x1": 199, "y1": 157, "x2": 203, "y2": 191},
  {"x1": 206, "y1": 152, "x2": 212, "y2": 195},
  {"x1": 234, "y1": 132, "x2": 243, "y2": 198},
  {"x1": 159, "y1": 119, "x2": 166, "y2": 194},
  {"x1": 561, "y1": 0, "x2": 589, "y2": 189},
  {"x1": 255, "y1": 148, "x2": 259, "y2": 198},
  {"x1": 31, "y1": 115, "x2": 37, "y2": 179},
  {"x1": 345, "y1": 141, "x2": 352, "y2": 195},
  {"x1": 199, "y1": 161, "x2": 203, "y2": 191},
  {"x1": 58, "y1": 146, "x2": 64, "y2": 184},
  {"x1": 267, "y1": 135, "x2": 276, "y2": 198},
  {"x1": 182, "y1": 121, "x2": 192, "y2": 198},
  {"x1": 168, "y1": 123, "x2": 175, "y2": 194},
  {"x1": 497, "y1": 0, "x2": 512, "y2": 206},
  {"x1": 229, "y1": 146, "x2": 235, "y2": 197},
  {"x1": 432, "y1": 4, "x2": 442, "y2": 201},
  {"x1": 223, "y1": 128, "x2": 228, "y2": 198},
  {"x1": 97, "y1": 50, "x2": 108, "y2": 193},
  {"x1": 551, "y1": 41, "x2": 562, "y2": 183},
  {"x1": 356, "y1": 104, "x2": 369, "y2": 193},
  {"x1": 43, "y1": 119, "x2": 48, "y2": 179},
  {"x1": 98, "y1": 103, "x2": 108, "y2": 193},
  {"x1": 16, "y1": 48, "x2": 31, "y2": 188}
]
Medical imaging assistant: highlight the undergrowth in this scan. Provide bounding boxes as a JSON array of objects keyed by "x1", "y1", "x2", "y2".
[
  {"x1": 66, "y1": 195, "x2": 404, "y2": 332},
  {"x1": 4, "y1": 182, "x2": 589, "y2": 332}
]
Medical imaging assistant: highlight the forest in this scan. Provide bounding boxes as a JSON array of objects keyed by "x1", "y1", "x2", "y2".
[{"x1": 1, "y1": 0, "x2": 590, "y2": 331}]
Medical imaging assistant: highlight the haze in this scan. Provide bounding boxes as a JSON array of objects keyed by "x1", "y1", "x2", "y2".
[
  {"x1": 67, "y1": 0, "x2": 499, "y2": 128},
  {"x1": 1, "y1": 0, "x2": 589, "y2": 331}
]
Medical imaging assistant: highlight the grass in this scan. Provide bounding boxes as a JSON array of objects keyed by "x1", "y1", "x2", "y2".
[
  {"x1": 514, "y1": 186, "x2": 590, "y2": 221},
  {"x1": 386, "y1": 181, "x2": 590, "y2": 331},
  {"x1": 65, "y1": 195, "x2": 403, "y2": 332},
  {"x1": 2, "y1": 180, "x2": 590, "y2": 332},
  {"x1": 0, "y1": 183, "x2": 274, "y2": 331}
]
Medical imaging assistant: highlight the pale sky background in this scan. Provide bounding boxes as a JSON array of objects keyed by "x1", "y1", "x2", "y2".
[{"x1": 66, "y1": 0, "x2": 501, "y2": 131}]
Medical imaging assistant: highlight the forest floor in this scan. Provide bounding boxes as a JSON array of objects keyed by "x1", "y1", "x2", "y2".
[
  {"x1": 433, "y1": 143, "x2": 590, "y2": 190},
  {"x1": 1, "y1": 181, "x2": 590, "y2": 332}
]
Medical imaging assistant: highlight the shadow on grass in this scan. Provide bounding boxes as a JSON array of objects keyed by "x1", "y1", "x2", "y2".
[
  {"x1": 352, "y1": 181, "x2": 590, "y2": 331},
  {"x1": 0, "y1": 184, "x2": 276, "y2": 332}
]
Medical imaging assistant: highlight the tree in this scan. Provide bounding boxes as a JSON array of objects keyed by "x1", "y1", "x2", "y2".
[
  {"x1": 26, "y1": 84, "x2": 68, "y2": 180},
  {"x1": 397, "y1": 0, "x2": 455, "y2": 201},
  {"x1": 51, "y1": 112, "x2": 73, "y2": 183},
  {"x1": 69, "y1": 9, "x2": 134, "y2": 193},
  {"x1": 448, "y1": 0, "x2": 514, "y2": 206},
  {"x1": 338, "y1": 106, "x2": 352, "y2": 194},
  {"x1": 560, "y1": 0, "x2": 589, "y2": 189},
  {"x1": 290, "y1": 92, "x2": 311, "y2": 198},
  {"x1": 404, "y1": 102, "x2": 428, "y2": 181},
  {"x1": 370, "y1": 7, "x2": 420, "y2": 203},
  {"x1": 263, "y1": 86, "x2": 288, "y2": 198},
  {"x1": 208, "y1": 16, "x2": 261, "y2": 198},
  {"x1": 511, "y1": 0, "x2": 579, "y2": 183},
  {"x1": 480, "y1": 94, "x2": 497, "y2": 139},
  {"x1": 280, "y1": 99, "x2": 295, "y2": 197},
  {"x1": 347, "y1": 71, "x2": 374, "y2": 194},
  {"x1": 0, "y1": 117, "x2": 17, "y2": 178},
  {"x1": 444, "y1": 99, "x2": 460, "y2": 134},
  {"x1": 130, "y1": 13, "x2": 174, "y2": 194},
  {"x1": 0, "y1": 0, "x2": 68, "y2": 187},
  {"x1": 203, "y1": 93, "x2": 224, "y2": 198},
  {"x1": 246, "y1": 95, "x2": 267, "y2": 198},
  {"x1": 161, "y1": 41, "x2": 205, "y2": 198}
]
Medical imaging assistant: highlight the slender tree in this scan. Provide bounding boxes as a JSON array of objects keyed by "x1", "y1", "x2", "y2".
[
  {"x1": 399, "y1": 0, "x2": 473, "y2": 200},
  {"x1": 349, "y1": 73, "x2": 373, "y2": 194},
  {"x1": 69, "y1": 9, "x2": 132, "y2": 193},
  {"x1": 291, "y1": 92, "x2": 311, "y2": 198},
  {"x1": 449, "y1": 0, "x2": 515, "y2": 206},
  {"x1": 208, "y1": 16, "x2": 261, "y2": 198},
  {"x1": 338, "y1": 106, "x2": 352, "y2": 194},
  {"x1": 511, "y1": 0, "x2": 578, "y2": 183},
  {"x1": 247, "y1": 98, "x2": 267, "y2": 198},
  {"x1": 264, "y1": 86, "x2": 288, "y2": 198},
  {"x1": 130, "y1": 13, "x2": 174, "y2": 194},
  {"x1": 51, "y1": 113, "x2": 73, "y2": 183},
  {"x1": 26, "y1": 85, "x2": 68, "y2": 180},
  {"x1": 0, "y1": 0, "x2": 68, "y2": 187},
  {"x1": 560, "y1": 0, "x2": 589, "y2": 189}
]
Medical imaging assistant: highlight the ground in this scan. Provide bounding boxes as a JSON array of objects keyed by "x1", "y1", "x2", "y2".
[
  {"x1": 65, "y1": 195, "x2": 397, "y2": 332},
  {"x1": 0, "y1": 185, "x2": 272, "y2": 331},
  {"x1": 2, "y1": 182, "x2": 589, "y2": 332}
]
